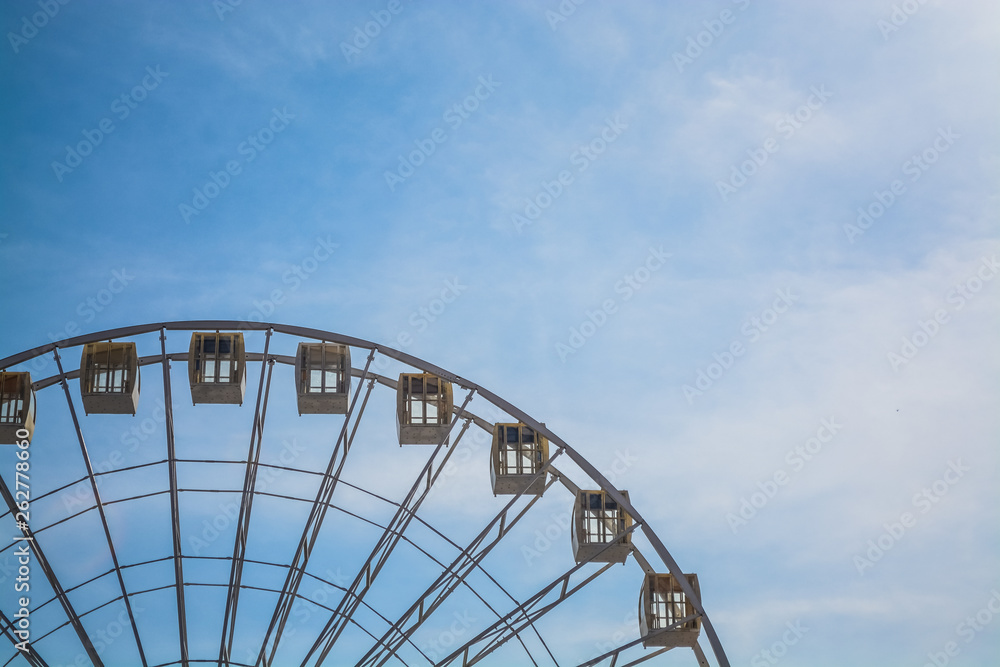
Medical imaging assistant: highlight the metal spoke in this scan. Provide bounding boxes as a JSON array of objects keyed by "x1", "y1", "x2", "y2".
[
  {"x1": 437, "y1": 521, "x2": 643, "y2": 667},
  {"x1": 0, "y1": 322, "x2": 731, "y2": 667},
  {"x1": 357, "y1": 447, "x2": 566, "y2": 667},
  {"x1": 0, "y1": 608, "x2": 49, "y2": 667},
  {"x1": 54, "y1": 347, "x2": 147, "y2": 666},
  {"x1": 219, "y1": 329, "x2": 274, "y2": 666},
  {"x1": 160, "y1": 328, "x2": 191, "y2": 667},
  {"x1": 443, "y1": 562, "x2": 616, "y2": 667},
  {"x1": 575, "y1": 613, "x2": 700, "y2": 667},
  {"x1": 0, "y1": 475, "x2": 102, "y2": 666},
  {"x1": 303, "y1": 388, "x2": 477, "y2": 666},
  {"x1": 255, "y1": 350, "x2": 377, "y2": 666},
  {"x1": 692, "y1": 641, "x2": 711, "y2": 667}
]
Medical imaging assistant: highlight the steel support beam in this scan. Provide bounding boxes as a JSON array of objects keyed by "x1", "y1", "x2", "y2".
[
  {"x1": 303, "y1": 388, "x2": 477, "y2": 666},
  {"x1": 0, "y1": 608, "x2": 49, "y2": 667},
  {"x1": 693, "y1": 642, "x2": 712, "y2": 667},
  {"x1": 0, "y1": 476, "x2": 102, "y2": 666},
  {"x1": 160, "y1": 329, "x2": 191, "y2": 667},
  {"x1": 255, "y1": 351, "x2": 377, "y2": 666},
  {"x1": 219, "y1": 329, "x2": 274, "y2": 666},
  {"x1": 52, "y1": 349, "x2": 147, "y2": 667},
  {"x1": 435, "y1": 519, "x2": 642, "y2": 667},
  {"x1": 1, "y1": 323, "x2": 732, "y2": 667},
  {"x1": 440, "y1": 560, "x2": 617, "y2": 667},
  {"x1": 575, "y1": 613, "x2": 701, "y2": 667},
  {"x1": 357, "y1": 449, "x2": 566, "y2": 667}
]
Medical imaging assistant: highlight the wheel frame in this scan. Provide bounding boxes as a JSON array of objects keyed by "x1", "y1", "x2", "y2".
[{"x1": 0, "y1": 320, "x2": 730, "y2": 667}]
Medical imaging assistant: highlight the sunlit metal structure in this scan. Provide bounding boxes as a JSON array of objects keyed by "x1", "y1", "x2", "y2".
[
  {"x1": 639, "y1": 573, "x2": 702, "y2": 648},
  {"x1": 396, "y1": 372, "x2": 453, "y2": 445},
  {"x1": 572, "y1": 490, "x2": 633, "y2": 565},
  {"x1": 0, "y1": 321, "x2": 731, "y2": 667},
  {"x1": 489, "y1": 423, "x2": 548, "y2": 496},
  {"x1": 0, "y1": 371, "x2": 35, "y2": 444},
  {"x1": 79, "y1": 341, "x2": 140, "y2": 415},
  {"x1": 188, "y1": 331, "x2": 246, "y2": 405}
]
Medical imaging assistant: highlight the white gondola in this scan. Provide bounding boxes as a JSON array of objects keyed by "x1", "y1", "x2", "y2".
[
  {"x1": 80, "y1": 342, "x2": 140, "y2": 415},
  {"x1": 490, "y1": 422, "x2": 548, "y2": 495},
  {"x1": 295, "y1": 343, "x2": 351, "y2": 414},
  {"x1": 396, "y1": 373, "x2": 453, "y2": 445},
  {"x1": 188, "y1": 332, "x2": 246, "y2": 405},
  {"x1": 0, "y1": 372, "x2": 35, "y2": 444},
  {"x1": 638, "y1": 573, "x2": 702, "y2": 648},
  {"x1": 571, "y1": 489, "x2": 632, "y2": 564}
]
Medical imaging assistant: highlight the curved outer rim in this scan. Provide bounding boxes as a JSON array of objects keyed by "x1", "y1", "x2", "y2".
[{"x1": 1, "y1": 320, "x2": 731, "y2": 667}]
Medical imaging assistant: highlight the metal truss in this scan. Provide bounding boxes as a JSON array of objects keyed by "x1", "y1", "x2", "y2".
[
  {"x1": 160, "y1": 328, "x2": 190, "y2": 667},
  {"x1": 219, "y1": 329, "x2": 273, "y2": 666},
  {"x1": 0, "y1": 322, "x2": 730, "y2": 667},
  {"x1": 51, "y1": 348, "x2": 148, "y2": 666},
  {"x1": 356, "y1": 451, "x2": 563, "y2": 667},
  {"x1": 301, "y1": 389, "x2": 478, "y2": 665},
  {"x1": 254, "y1": 349, "x2": 377, "y2": 666}
]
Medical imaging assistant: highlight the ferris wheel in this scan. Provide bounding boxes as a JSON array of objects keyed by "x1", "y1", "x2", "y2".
[{"x1": 0, "y1": 321, "x2": 731, "y2": 667}]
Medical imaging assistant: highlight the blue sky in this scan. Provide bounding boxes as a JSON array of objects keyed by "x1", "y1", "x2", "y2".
[{"x1": 1, "y1": 1, "x2": 998, "y2": 666}]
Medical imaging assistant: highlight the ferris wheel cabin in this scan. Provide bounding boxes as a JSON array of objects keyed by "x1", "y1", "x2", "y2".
[
  {"x1": 490, "y1": 422, "x2": 549, "y2": 495},
  {"x1": 188, "y1": 332, "x2": 246, "y2": 405},
  {"x1": 295, "y1": 342, "x2": 351, "y2": 414},
  {"x1": 572, "y1": 489, "x2": 633, "y2": 564},
  {"x1": 639, "y1": 572, "x2": 702, "y2": 648},
  {"x1": 396, "y1": 372, "x2": 453, "y2": 445},
  {"x1": 79, "y1": 341, "x2": 140, "y2": 415},
  {"x1": 0, "y1": 372, "x2": 35, "y2": 444}
]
